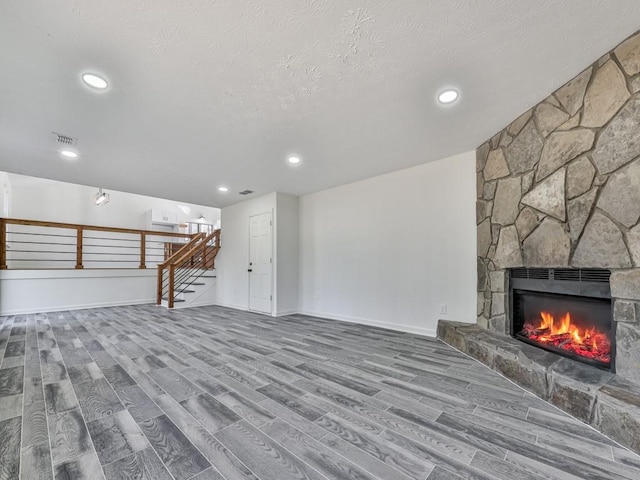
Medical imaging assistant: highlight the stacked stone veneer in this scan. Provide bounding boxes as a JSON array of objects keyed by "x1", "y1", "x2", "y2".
[{"x1": 476, "y1": 30, "x2": 640, "y2": 385}]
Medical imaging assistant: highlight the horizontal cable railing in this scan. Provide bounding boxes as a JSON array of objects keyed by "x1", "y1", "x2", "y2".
[
  {"x1": 0, "y1": 218, "x2": 195, "y2": 270},
  {"x1": 157, "y1": 229, "x2": 221, "y2": 308}
]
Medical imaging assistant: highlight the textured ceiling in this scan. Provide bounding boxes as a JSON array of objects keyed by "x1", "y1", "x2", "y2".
[{"x1": 1, "y1": 1, "x2": 639, "y2": 207}]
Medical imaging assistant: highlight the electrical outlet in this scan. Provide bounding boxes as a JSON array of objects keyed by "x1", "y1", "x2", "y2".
[{"x1": 439, "y1": 304, "x2": 447, "y2": 315}]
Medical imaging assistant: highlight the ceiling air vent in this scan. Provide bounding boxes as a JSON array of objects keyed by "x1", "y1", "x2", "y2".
[
  {"x1": 53, "y1": 132, "x2": 77, "y2": 146},
  {"x1": 238, "y1": 190, "x2": 254, "y2": 195}
]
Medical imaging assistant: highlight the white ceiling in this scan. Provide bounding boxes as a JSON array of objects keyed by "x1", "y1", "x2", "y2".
[{"x1": 1, "y1": 1, "x2": 639, "y2": 207}]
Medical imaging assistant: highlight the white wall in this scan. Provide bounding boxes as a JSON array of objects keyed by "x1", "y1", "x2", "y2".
[
  {"x1": 0, "y1": 269, "x2": 157, "y2": 315},
  {"x1": 0, "y1": 172, "x2": 11, "y2": 217},
  {"x1": 6, "y1": 172, "x2": 220, "y2": 229},
  {"x1": 298, "y1": 150, "x2": 477, "y2": 336},
  {"x1": 275, "y1": 193, "x2": 299, "y2": 315},
  {"x1": 216, "y1": 193, "x2": 276, "y2": 311}
]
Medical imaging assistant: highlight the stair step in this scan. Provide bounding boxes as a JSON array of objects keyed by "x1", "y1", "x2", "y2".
[
  {"x1": 176, "y1": 289, "x2": 195, "y2": 294},
  {"x1": 162, "y1": 297, "x2": 185, "y2": 303}
]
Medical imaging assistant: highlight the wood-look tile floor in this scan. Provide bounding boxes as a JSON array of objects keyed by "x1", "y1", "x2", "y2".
[{"x1": 2, "y1": 305, "x2": 640, "y2": 480}]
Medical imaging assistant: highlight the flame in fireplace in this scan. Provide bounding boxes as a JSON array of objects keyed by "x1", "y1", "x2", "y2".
[
  {"x1": 538, "y1": 312, "x2": 592, "y2": 344},
  {"x1": 522, "y1": 311, "x2": 610, "y2": 364}
]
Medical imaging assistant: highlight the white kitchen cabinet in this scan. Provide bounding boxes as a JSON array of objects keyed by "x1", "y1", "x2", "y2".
[
  {"x1": 150, "y1": 209, "x2": 178, "y2": 224},
  {"x1": 147, "y1": 209, "x2": 180, "y2": 232}
]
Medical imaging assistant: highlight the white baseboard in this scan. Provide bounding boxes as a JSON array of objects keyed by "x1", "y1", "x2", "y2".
[
  {"x1": 0, "y1": 299, "x2": 153, "y2": 316},
  {"x1": 296, "y1": 309, "x2": 437, "y2": 338},
  {"x1": 206, "y1": 302, "x2": 290, "y2": 317},
  {"x1": 274, "y1": 309, "x2": 298, "y2": 317},
  {"x1": 214, "y1": 301, "x2": 249, "y2": 312}
]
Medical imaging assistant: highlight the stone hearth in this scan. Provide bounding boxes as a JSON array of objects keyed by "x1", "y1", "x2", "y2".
[
  {"x1": 438, "y1": 320, "x2": 640, "y2": 453},
  {"x1": 458, "y1": 29, "x2": 640, "y2": 453}
]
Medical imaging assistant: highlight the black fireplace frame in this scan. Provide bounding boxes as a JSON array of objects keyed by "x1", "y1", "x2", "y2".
[{"x1": 509, "y1": 268, "x2": 615, "y2": 372}]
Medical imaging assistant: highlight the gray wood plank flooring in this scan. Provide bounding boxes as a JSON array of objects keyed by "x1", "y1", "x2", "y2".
[{"x1": 2, "y1": 305, "x2": 640, "y2": 479}]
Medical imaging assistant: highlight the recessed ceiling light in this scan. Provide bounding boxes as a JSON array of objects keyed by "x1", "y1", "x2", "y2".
[
  {"x1": 60, "y1": 149, "x2": 78, "y2": 159},
  {"x1": 437, "y1": 89, "x2": 459, "y2": 104},
  {"x1": 82, "y1": 73, "x2": 108, "y2": 90},
  {"x1": 218, "y1": 186, "x2": 229, "y2": 193},
  {"x1": 287, "y1": 155, "x2": 301, "y2": 165}
]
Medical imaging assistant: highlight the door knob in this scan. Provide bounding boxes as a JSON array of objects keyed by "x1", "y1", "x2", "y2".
[{"x1": 247, "y1": 269, "x2": 253, "y2": 272}]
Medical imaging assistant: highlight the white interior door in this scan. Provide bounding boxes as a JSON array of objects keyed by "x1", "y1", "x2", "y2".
[{"x1": 248, "y1": 211, "x2": 273, "y2": 314}]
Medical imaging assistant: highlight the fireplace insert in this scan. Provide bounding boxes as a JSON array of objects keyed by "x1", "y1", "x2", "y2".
[{"x1": 510, "y1": 268, "x2": 613, "y2": 371}]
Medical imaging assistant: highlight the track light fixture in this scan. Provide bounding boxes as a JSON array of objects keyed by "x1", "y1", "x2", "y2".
[{"x1": 94, "y1": 188, "x2": 110, "y2": 206}]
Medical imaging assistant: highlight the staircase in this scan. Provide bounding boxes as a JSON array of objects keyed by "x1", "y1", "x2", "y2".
[
  {"x1": 157, "y1": 230, "x2": 220, "y2": 308},
  {"x1": 159, "y1": 270, "x2": 217, "y2": 308}
]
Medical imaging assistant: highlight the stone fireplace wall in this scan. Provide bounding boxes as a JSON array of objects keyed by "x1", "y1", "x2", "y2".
[{"x1": 476, "y1": 30, "x2": 640, "y2": 384}]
